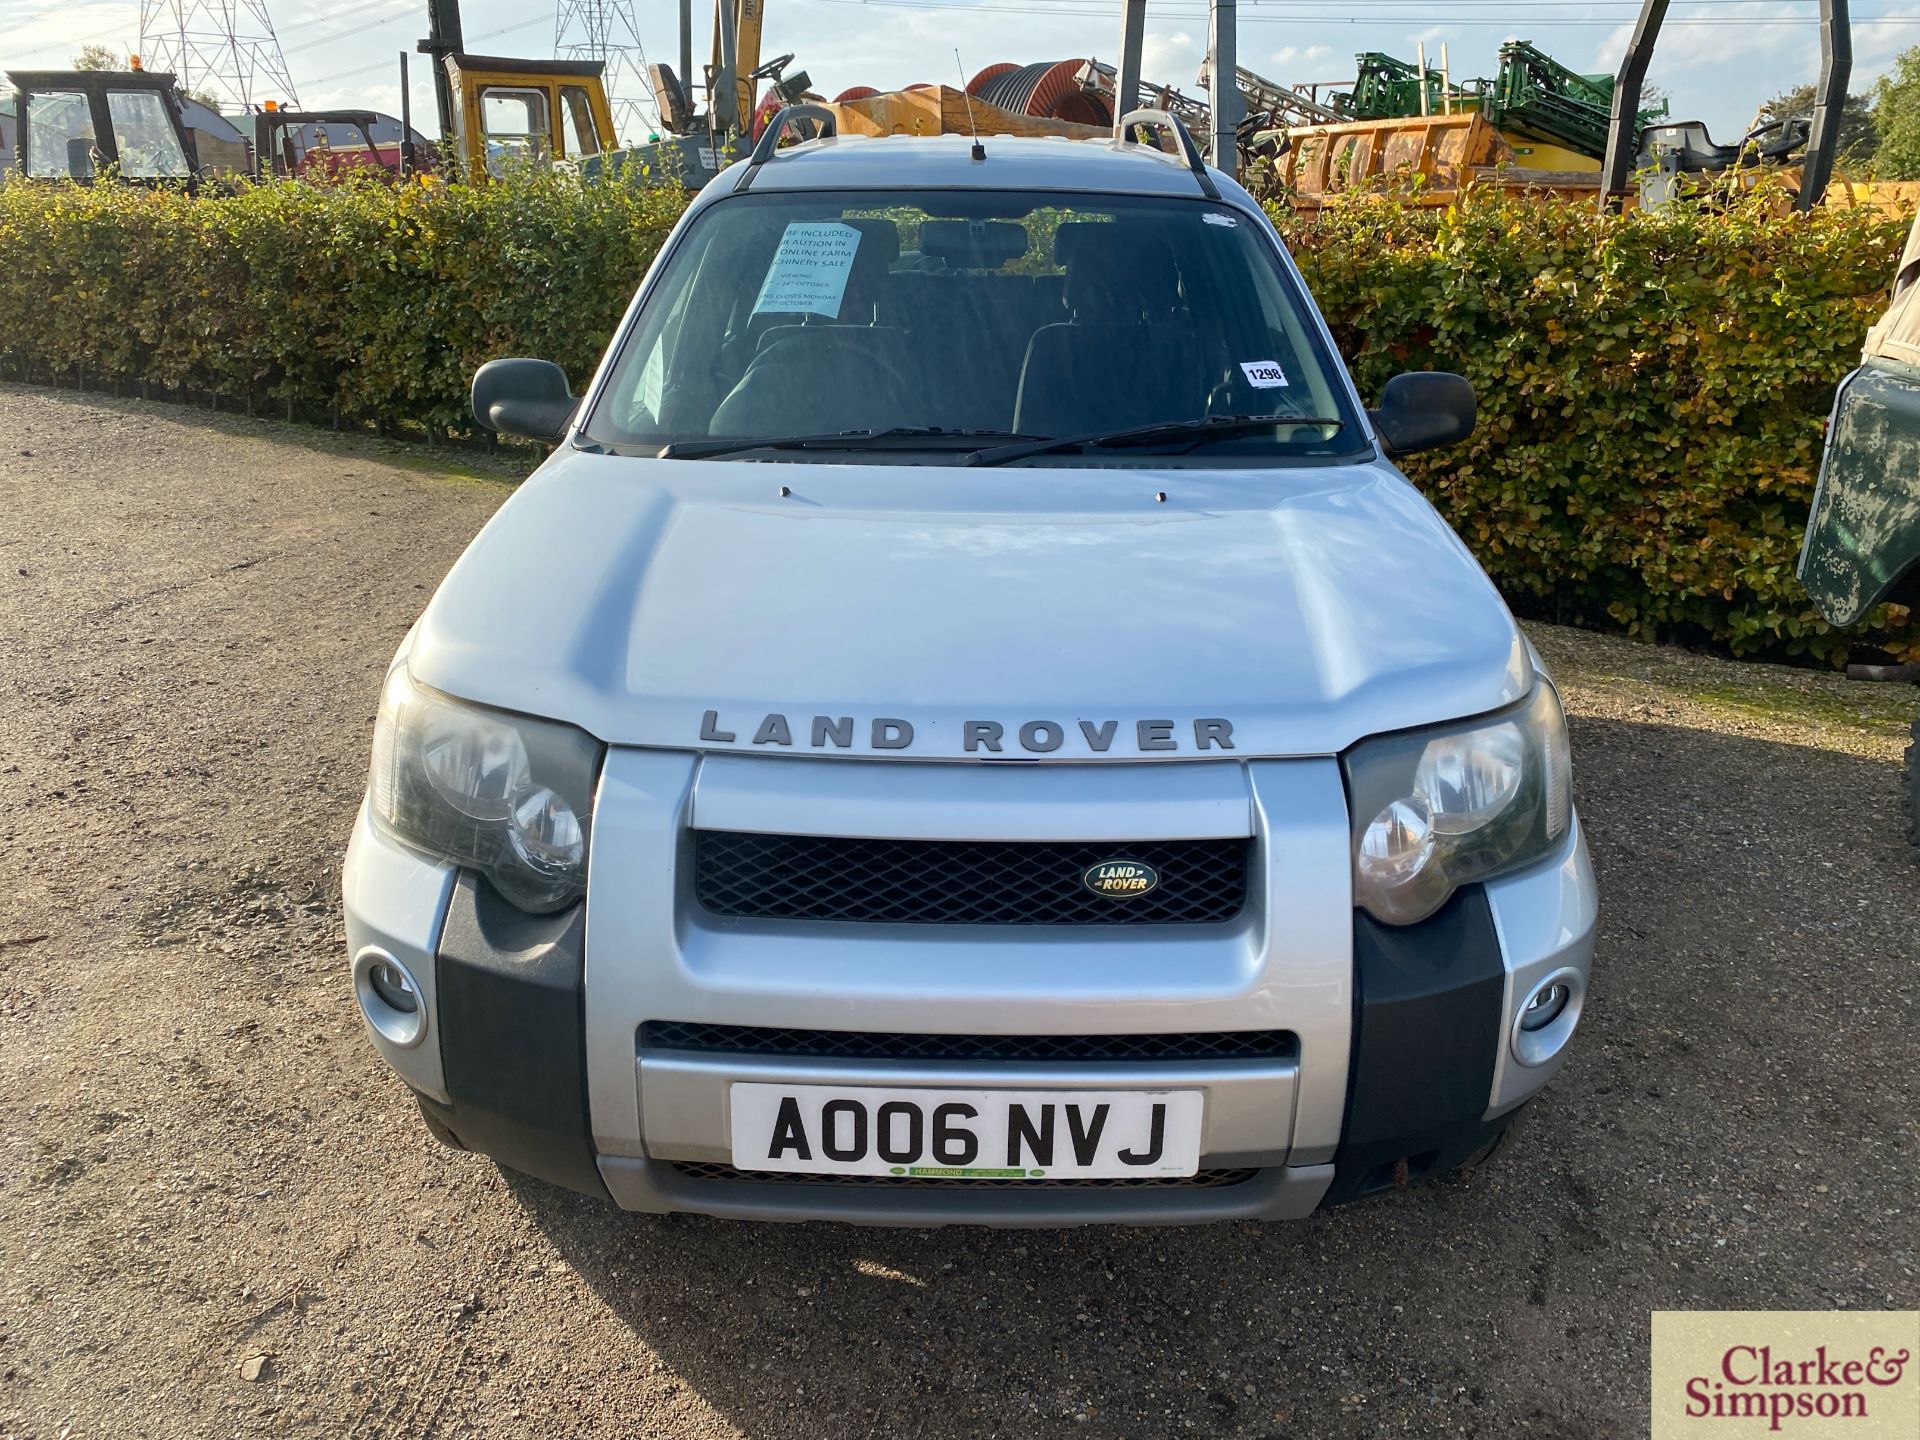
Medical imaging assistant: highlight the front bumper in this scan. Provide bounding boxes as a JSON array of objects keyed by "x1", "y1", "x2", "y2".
[{"x1": 343, "y1": 750, "x2": 1596, "y2": 1226}]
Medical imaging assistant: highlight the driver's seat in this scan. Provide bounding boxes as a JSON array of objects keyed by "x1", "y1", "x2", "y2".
[{"x1": 709, "y1": 219, "x2": 911, "y2": 437}]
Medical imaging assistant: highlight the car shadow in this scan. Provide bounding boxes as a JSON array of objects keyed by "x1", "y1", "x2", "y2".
[{"x1": 504, "y1": 714, "x2": 1917, "y2": 1437}]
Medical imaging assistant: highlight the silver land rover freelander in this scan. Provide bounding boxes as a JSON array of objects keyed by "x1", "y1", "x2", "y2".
[{"x1": 343, "y1": 111, "x2": 1597, "y2": 1226}]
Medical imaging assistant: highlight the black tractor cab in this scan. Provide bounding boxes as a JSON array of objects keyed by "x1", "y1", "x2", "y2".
[{"x1": 5, "y1": 67, "x2": 200, "y2": 186}]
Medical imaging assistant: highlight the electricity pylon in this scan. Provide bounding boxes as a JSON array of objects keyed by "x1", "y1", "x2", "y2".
[
  {"x1": 554, "y1": 0, "x2": 654, "y2": 145},
  {"x1": 137, "y1": 1, "x2": 300, "y2": 109}
]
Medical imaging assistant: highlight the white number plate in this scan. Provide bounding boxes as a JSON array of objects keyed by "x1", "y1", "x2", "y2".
[{"x1": 729, "y1": 1084, "x2": 1204, "y2": 1180}]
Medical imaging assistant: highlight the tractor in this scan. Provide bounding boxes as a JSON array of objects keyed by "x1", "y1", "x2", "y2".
[{"x1": 5, "y1": 65, "x2": 199, "y2": 187}]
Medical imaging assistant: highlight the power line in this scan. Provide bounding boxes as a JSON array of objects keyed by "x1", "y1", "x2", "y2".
[
  {"x1": 0, "y1": 2, "x2": 131, "y2": 45},
  {"x1": 278, "y1": 0, "x2": 413, "y2": 48},
  {"x1": 0, "y1": 0, "x2": 406, "y2": 67},
  {"x1": 300, "y1": 15, "x2": 547, "y2": 91},
  {"x1": 0, "y1": 6, "x2": 139, "y2": 61},
  {"x1": 279, "y1": 4, "x2": 417, "y2": 59}
]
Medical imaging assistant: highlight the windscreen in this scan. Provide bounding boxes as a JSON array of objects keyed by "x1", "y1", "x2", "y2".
[
  {"x1": 105, "y1": 90, "x2": 189, "y2": 178},
  {"x1": 480, "y1": 88, "x2": 550, "y2": 176},
  {"x1": 26, "y1": 91, "x2": 94, "y2": 178},
  {"x1": 587, "y1": 188, "x2": 1362, "y2": 462}
]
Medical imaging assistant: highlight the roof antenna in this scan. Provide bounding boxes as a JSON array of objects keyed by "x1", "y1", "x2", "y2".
[{"x1": 955, "y1": 49, "x2": 986, "y2": 160}]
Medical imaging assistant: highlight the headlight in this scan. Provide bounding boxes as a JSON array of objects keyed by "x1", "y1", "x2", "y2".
[
  {"x1": 1344, "y1": 678, "x2": 1572, "y2": 925},
  {"x1": 368, "y1": 667, "x2": 603, "y2": 913}
]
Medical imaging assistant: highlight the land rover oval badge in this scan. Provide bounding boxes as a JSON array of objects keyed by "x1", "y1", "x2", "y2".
[{"x1": 1082, "y1": 859, "x2": 1161, "y2": 899}]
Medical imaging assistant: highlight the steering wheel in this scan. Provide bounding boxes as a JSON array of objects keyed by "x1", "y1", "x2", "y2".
[{"x1": 1742, "y1": 116, "x2": 1810, "y2": 161}]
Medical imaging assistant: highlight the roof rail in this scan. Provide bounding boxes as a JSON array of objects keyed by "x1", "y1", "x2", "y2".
[
  {"x1": 734, "y1": 103, "x2": 839, "y2": 193},
  {"x1": 1113, "y1": 107, "x2": 1219, "y2": 200}
]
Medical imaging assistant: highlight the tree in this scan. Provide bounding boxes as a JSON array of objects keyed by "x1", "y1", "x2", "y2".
[
  {"x1": 1759, "y1": 81, "x2": 1880, "y2": 169},
  {"x1": 1875, "y1": 46, "x2": 1920, "y2": 180},
  {"x1": 71, "y1": 44, "x2": 123, "y2": 72}
]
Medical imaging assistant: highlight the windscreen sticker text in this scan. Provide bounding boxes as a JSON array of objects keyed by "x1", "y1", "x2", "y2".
[
  {"x1": 1202, "y1": 212, "x2": 1239, "y2": 227},
  {"x1": 752, "y1": 222, "x2": 862, "y2": 318},
  {"x1": 1240, "y1": 360, "x2": 1290, "y2": 389}
]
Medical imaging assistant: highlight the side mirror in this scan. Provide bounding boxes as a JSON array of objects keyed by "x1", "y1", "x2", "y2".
[
  {"x1": 471, "y1": 358, "x2": 578, "y2": 443},
  {"x1": 1369, "y1": 371, "x2": 1476, "y2": 456}
]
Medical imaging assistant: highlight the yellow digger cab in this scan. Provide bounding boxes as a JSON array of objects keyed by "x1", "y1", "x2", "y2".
[{"x1": 443, "y1": 54, "x2": 616, "y2": 177}]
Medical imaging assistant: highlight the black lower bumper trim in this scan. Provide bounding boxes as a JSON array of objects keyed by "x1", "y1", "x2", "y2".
[
  {"x1": 1320, "y1": 885, "x2": 1508, "y2": 1207},
  {"x1": 430, "y1": 874, "x2": 609, "y2": 1201}
]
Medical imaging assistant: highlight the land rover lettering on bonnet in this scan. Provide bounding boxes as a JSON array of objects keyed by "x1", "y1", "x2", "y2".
[
  {"x1": 699, "y1": 711, "x2": 1238, "y2": 754},
  {"x1": 343, "y1": 117, "x2": 1596, "y2": 1225}
]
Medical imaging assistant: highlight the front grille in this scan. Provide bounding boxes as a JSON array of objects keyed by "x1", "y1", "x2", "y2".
[
  {"x1": 694, "y1": 832, "x2": 1250, "y2": 925},
  {"x1": 641, "y1": 1021, "x2": 1296, "y2": 1064},
  {"x1": 669, "y1": 1162, "x2": 1258, "y2": 1190}
]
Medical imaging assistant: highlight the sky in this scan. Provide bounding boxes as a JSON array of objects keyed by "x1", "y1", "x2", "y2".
[{"x1": 5, "y1": 0, "x2": 1920, "y2": 143}]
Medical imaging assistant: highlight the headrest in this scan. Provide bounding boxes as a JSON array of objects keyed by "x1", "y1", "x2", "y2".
[
  {"x1": 841, "y1": 216, "x2": 901, "y2": 267},
  {"x1": 1063, "y1": 227, "x2": 1179, "y2": 319},
  {"x1": 1051, "y1": 220, "x2": 1110, "y2": 269},
  {"x1": 835, "y1": 217, "x2": 899, "y2": 321}
]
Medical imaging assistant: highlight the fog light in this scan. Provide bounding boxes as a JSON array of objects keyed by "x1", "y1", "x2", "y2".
[
  {"x1": 1519, "y1": 981, "x2": 1569, "y2": 1032},
  {"x1": 353, "y1": 947, "x2": 427, "y2": 1048},
  {"x1": 367, "y1": 957, "x2": 419, "y2": 1013},
  {"x1": 1510, "y1": 967, "x2": 1584, "y2": 1068}
]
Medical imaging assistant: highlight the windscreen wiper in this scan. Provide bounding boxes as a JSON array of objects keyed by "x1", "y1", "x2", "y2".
[
  {"x1": 966, "y1": 414, "x2": 1346, "y2": 467},
  {"x1": 657, "y1": 427, "x2": 1033, "y2": 460}
]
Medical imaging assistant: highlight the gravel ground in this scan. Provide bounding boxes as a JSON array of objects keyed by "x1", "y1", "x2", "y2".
[{"x1": 1, "y1": 383, "x2": 1914, "y2": 1440}]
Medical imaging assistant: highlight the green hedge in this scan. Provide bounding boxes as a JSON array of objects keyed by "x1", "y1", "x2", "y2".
[
  {"x1": 1272, "y1": 191, "x2": 1912, "y2": 663},
  {"x1": 0, "y1": 171, "x2": 683, "y2": 434},
  {"x1": 0, "y1": 172, "x2": 1909, "y2": 661}
]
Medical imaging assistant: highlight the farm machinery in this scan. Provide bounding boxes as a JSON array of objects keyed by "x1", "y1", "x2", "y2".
[
  {"x1": 611, "y1": 0, "x2": 1850, "y2": 212},
  {"x1": 4, "y1": 62, "x2": 428, "y2": 186},
  {"x1": 253, "y1": 107, "x2": 430, "y2": 182},
  {"x1": 6, "y1": 0, "x2": 639, "y2": 190},
  {"x1": 4, "y1": 0, "x2": 1877, "y2": 212},
  {"x1": 1270, "y1": 0, "x2": 1865, "y2": 212},
  {"x1": 1601, "y1": 0, "x2": 1851, "y2": 211},
  {"x1": 5, "y1": 64, "x2": 202, "y2": 186},
  {"x1": 590, "y1": 0, "x2": 761, "y2": 189},
  {"x1": 1267, "y1": 40, "x2": 1668, "y2": 208},
  {"x1": 417, "y1": 0, "x2": 619, "y2": 178},
  {"x1": 618, "y1": 0, "x2": 1255, "y2": 190}
]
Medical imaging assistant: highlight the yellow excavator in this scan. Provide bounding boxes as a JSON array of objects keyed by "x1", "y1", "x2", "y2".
[
  {"x1": 418, "y1": 0, "x2": 618, "y2": 178},
  {"x1": 613, "y1": 0, "x2": 803, "y2": 189}
]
